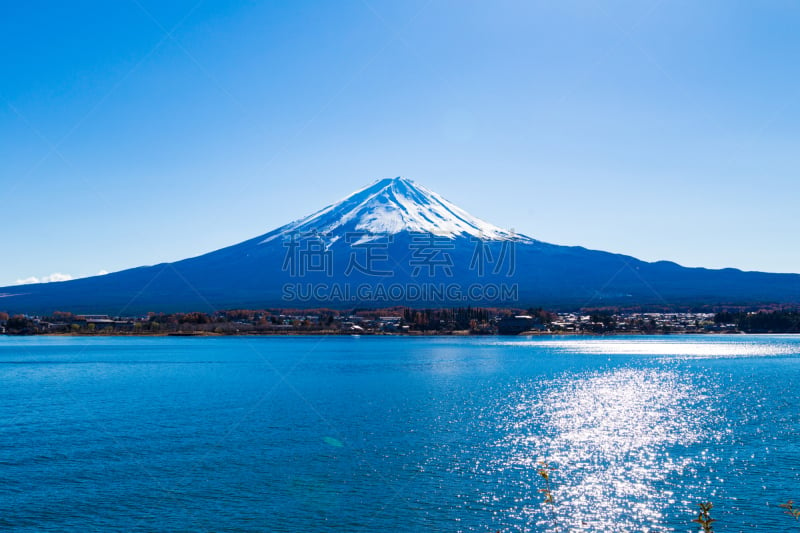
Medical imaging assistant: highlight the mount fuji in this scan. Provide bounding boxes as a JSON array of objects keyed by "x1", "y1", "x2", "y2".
[{"x1": 2, "y1": 177, "x2": 799, "y2": 314}]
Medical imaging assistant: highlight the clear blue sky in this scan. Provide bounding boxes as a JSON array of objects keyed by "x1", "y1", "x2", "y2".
[{"x1": 2, "y1": 0, "x2": 799, "y2": 286}]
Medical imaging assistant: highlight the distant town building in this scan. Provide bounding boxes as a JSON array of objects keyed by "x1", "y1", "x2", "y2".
[{"x1": 497, "y1": 315, "x2": 543, "y2": 335}]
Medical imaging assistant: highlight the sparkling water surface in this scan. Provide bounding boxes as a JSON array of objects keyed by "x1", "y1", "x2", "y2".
[{"x1": 1, "y1": 335, "x2": 798, "y2": 531}]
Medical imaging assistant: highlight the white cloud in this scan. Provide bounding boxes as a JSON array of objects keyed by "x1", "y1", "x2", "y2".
[
  {"x1": 46, "y1": 273, "x2": 74, "y2": 282},
  {"x1": 15, "y1": 272, "x2": 74, "y2": 285},
  {"x1": 97, "y1": 270, "x2": 109, "y2": 276}
]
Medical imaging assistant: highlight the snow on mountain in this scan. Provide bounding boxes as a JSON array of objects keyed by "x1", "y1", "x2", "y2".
[{"x1": 260, "y1": 177, "x2": 529, "y2": 244}]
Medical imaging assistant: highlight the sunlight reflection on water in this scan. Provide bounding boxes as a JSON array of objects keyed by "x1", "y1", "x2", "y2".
[
  {"x1": 495, "y1": 337, "x2": 798, "y2": 359},
  {"x1": 493, "y1": 367, "x2": 720, "y2": 532}
]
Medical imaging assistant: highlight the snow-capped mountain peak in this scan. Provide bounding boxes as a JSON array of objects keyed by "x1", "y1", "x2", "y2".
[{"x1": 260, "y1": 177, "x2": 528, "y2": 243}]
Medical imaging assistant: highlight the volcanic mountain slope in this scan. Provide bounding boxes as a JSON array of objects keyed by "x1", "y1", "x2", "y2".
[
  {"x1": 260, "y1": 176, "x2": 522, "y2": 243},
  {"x1": 2, "y1": 177, "x2": 798, "y2": 314}
]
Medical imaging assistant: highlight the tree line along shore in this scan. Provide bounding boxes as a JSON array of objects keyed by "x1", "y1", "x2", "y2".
[{"x1": 2, "y1": 307, "x2": 799, "y2": 336}]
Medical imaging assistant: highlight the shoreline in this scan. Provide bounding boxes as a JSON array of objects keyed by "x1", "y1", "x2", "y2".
[{"x1": 1, "y1": 330, "x2": 774, "y2": 338}]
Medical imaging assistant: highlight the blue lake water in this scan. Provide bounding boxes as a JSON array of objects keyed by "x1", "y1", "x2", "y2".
[{"x1": 1, "y1": 335, "x2": 798, "y2": 532}]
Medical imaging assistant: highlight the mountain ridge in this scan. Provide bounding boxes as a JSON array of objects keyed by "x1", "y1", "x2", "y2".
[{"x1": 2, "y1": 177, "x2": 799, "y2": 314}]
